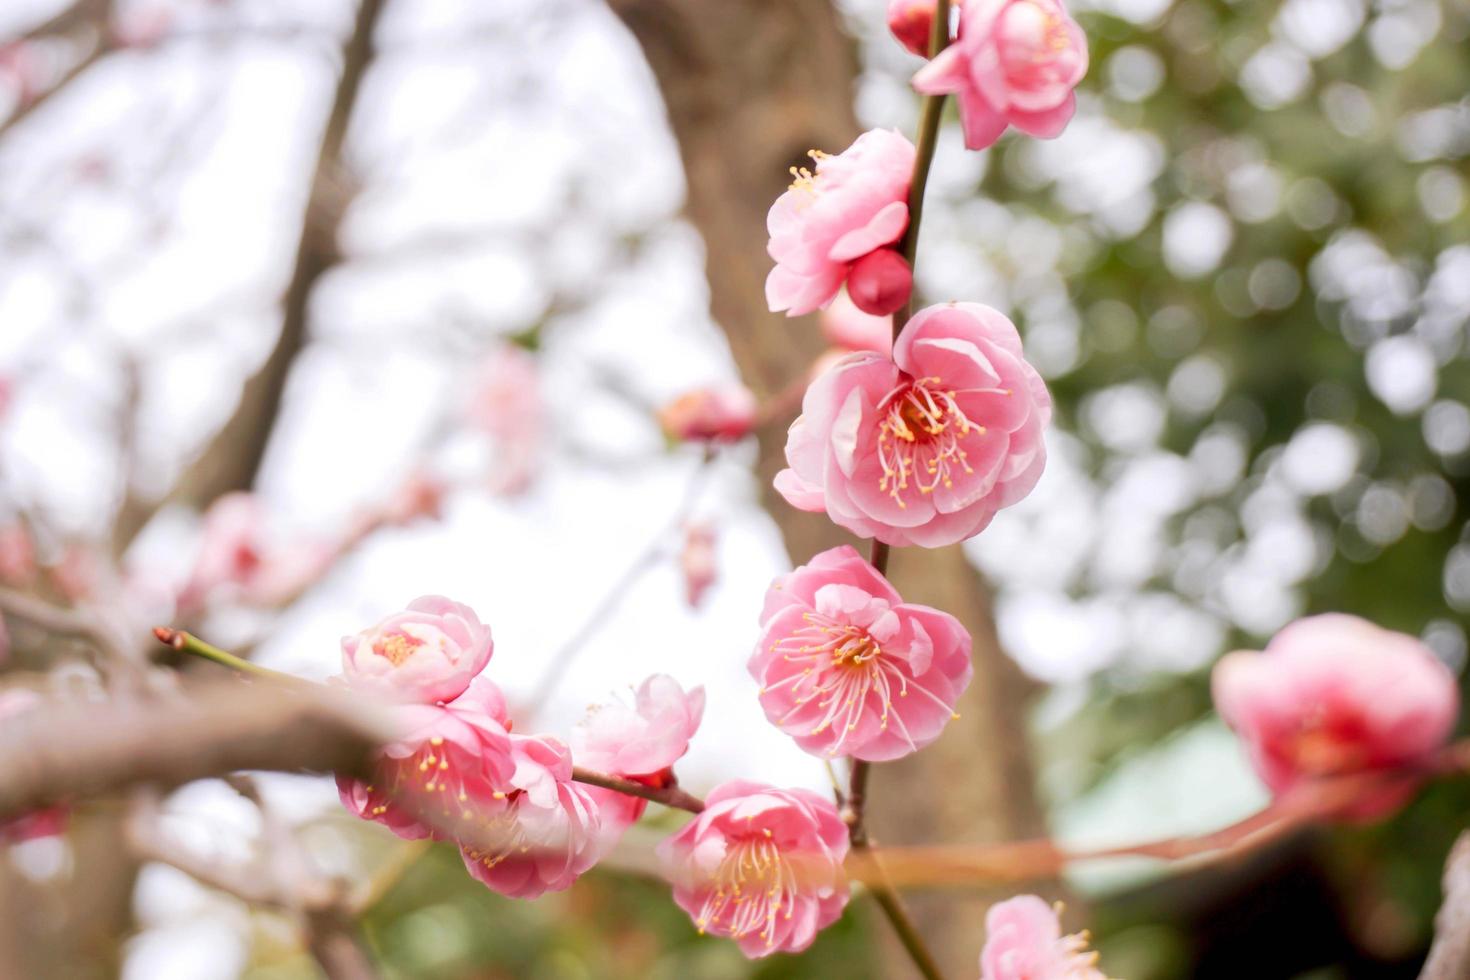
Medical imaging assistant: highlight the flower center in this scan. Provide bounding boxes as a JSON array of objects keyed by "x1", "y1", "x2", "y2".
[
  {"x1": 373, "y1": 631, "x2": 424, "y2": 666},
  {"x1": 787, "y1": 148, "x2": 830, "y2": 195},
  {"x1": 763, "y1": 610, "x2": 958, "y2": 756},
  {"x1": 876, "y1": 378, "x2": 982, "y2": 507},
  {"x1": 696, "y1": 832, "x2": 797, "y2": 949}
]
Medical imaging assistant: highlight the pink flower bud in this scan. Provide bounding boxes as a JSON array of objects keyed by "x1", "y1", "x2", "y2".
[
  {"x1": 659, "y1": 780, "x2": 849, "y2": 957},
  {"x1": 658, "y1": 384, "x2": 758, "y2": 443},
  {"x1": 766, "y1": 129, "x2": 914, "y2": 317},
  {"x1": 464, "y1": 345, "x2": 544, "y2": 496},
  {"x1": 340, "y1": 596, "x2": 494, "y2": 705},
  {"x1": 776, "y1": 303, "x2": 1051, "y2": 547},
  {"x1": 888, "y1": 0, "x2": 939, "y2": 57},
  {"x1": 751, "y1": 545, "x2": 972, "y2": 761},
  {"x1": 1212, "y1": 614, "x2": 1460, "y2": 820},
  {"x1": 913, "y1": 0, "x2": 1088, "y2": 151},
  {"x1": 678, "y1": 523, "x2": 718, "y2": 608},
  {"x1": 980, "y1": 896, "x2": 1105, "y2": 980},
  {"x1": 845, "y1": 248, "x2": 913, "y2": 316}
]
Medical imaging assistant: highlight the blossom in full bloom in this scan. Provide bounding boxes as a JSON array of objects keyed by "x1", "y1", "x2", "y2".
[
  {"x1": 572, "y1": 674, "x2": 705, "y2": 839},
  {"x1": 659, "y1": 780, "x2": 849, "y2": 957},
  {"x1": 913, "y1": 0, "x2": 1088, "y2": 151},
  {"x1": 336, "y1": 675, "x2": 515, "y2": 841},
  {"x1": 820, "y1": 289, "x2": 893, "y2": 355},
  {"x1": 659, "y1": 384, "x2": 758, "y2": 443},
  {"x1": 751, "y1": 545, "x2": 971, "y2": 760},
  {"x1": 340, "y1": 596, "x2": 493, "y2": 705},
  {"x1": 766, "y1": 129, "x2": 915, "y2": 317},
  {"x1": 0, "y1": 689, "x2": 69, "y2": 842},
  {"x1": 980, "y1": 895, "x2": 1105, "y2": 980},
  {"x1": 1212, "y1": 613, "x2": 1460, "y2": 820},
  {"x1": 458, "y1": 731, "x2": 606, "y2": 899},
  {"x1": 775, "y1": 302, "x2": 1050, "y2": 547},
  {"x1": 888, "y1": 0, "x2": 940, "y2": 56}
]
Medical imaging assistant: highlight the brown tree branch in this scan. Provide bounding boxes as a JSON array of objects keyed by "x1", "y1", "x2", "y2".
[
  {"x1": 0, "y1": 682, "x2": 389, "y2": 821},
  {"x1": 112, "y1": 0, "x2": 389, "y2": 549}
]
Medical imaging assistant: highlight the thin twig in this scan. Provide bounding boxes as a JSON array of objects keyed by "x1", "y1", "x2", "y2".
[
  {"x1": 849, "y1": 4, "x2": 952, "y2": 977},
  {"x1": 524, "y1": 448, "x2": 718, "y2": 709},
  {"x1": 572, "y1": 766, "x2": 706, "y2": 814},
  {"x1": 153, "y1": 626, "x2": 308, "y2": 685}
]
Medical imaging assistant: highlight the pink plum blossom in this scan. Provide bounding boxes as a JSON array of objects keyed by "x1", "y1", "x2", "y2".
[
  {"x1": 458, "y1": 731, "x2": 606, "y2": 899},
  {"x1": 180, "y1": 494, "x2": 337, "y2": 609},
  {"x1": 0, "y1": 375, "x2": 11, "y2": 422},
  {"x1": 659, "y1": 780, "x2": 849, "y2": 957},
  {"x1": 775, "y1": 302, "x2": 1050, "y2": 547},
  {"x1": 341, "y1": 596, "x2": 494, "y2": 705},
  {"x1": 336, "y1": 675, "x2": 515, "y2": 841},
  {"x1": 0, "y1": 689, "x2": 68, "y2": 842},
  {"x1": 464, "y1": 344, "x2": 543, "y2": 495},
  {"x1": 659, "y1": 384, "x2": 758, "y2": 443},
  {"x1": 820, "y1": 290, "x2": 893, "y2": 354},
  {"x1": 572, "y1": 675, "x2": 705, "y2": 840},
  {"x1": 751, "y1": 545, "x2": 972, "y2": 761},
  {"x1": 766, "y1": 129, "x2": 915, "y2": 317},
  {"x1": 913, "y1": 0, "x2": 1088, "y2": 151},
  {"x1": 679, "y1": 523, "x2": 719, "y2": 608},
  {"x1": 888, "y1": 0, "x2": 941, "y2": 57},
  {"x1": 573, "y1": 674, "x2": 705, "y2": 778},
  {"x1": 980, "y1": 895, "x2": 1105, "y2": 980},
  {"x1": 1212, "y1": 614, "x2": 1460, "y2": 820}
]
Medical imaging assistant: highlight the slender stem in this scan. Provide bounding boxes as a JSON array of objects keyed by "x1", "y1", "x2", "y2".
[
  {"x1": 571, "y1": 766, "x2": 706, "y2": 814},
  {"x1": 850, "y1": 8, "x2": 953, "y2": 976},
  {"x1": 153, "y1": 627, "x2": 306, "y2": 685},
  {"x1": 524, "y1": 448, "x2": 717, "y2": 709},
  {"x1": 891, "y1": 0, "x2": 952, "y2": 344},
  {"x1": 868, "y1": 881, "x2": 947, "y2": 980}
]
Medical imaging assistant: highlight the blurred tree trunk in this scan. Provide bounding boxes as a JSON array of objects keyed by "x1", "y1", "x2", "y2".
[{"x1": 607, "y1": 1, "x2": 1048, "y2": 973}]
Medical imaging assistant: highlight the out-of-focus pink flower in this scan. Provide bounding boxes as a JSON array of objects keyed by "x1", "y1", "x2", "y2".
[
  {"x1": 337, "y1": 675, "x2": 514, "y2": 841},
  {"x1": 776, "y1": 302, "x2": 1050, "y2": 547},
  {"x1": 459, "y1": 731, "x2": 605, "y2": 899},
  {"x1": 341, "y1": 596, "x2": 493, "y2": 705},
  {"x1": 820, "y1": 290, "x2": 893, "y2": 354},
  {"x1": 49, "y1": 543, "x2": 99, "y2": 603},
  {"x1": 0, "y1": 524, "x2": 35, "y2": 587},
  {"x1": 766, "y1": 129, "x2": 915, "y2": 317},
  {"x1": 659, "y1": 384, "x2": 758, "y2": 443},
  {"x1": 751, "y1": 546, "x2": 971, "y2": 761},
  {"x1": 0, "y1": 689, "x2": 68, "y2": 842},
  {"x1": 112, "y1": 8, "x2": 173, "y2": 49},
  {"x1": 0, "y1": 42, "x2": 41, "y2": 106},
  {"x1": 913, "y1": 0, "x2": 1088, "y2": 151},
  {"x1": 659, "y1": 780, "x2": 849, "y2": 957},
  {"x1": 180, "y1": 493, "x2": 266, "y2": 606},
  {"x1": 465, "y1": 344, "x2": 543, "y2": 496},
  {"x1": 679, "y1": 523, "x2": 719, "y2": 607},
  {"x1": 573, "y1": 675, "x2": 705, "y2": 841},
  {"x1": 980, "y1": 895, "x2": 1105, "y2": 980},
  {"x1": 1212, "y1": 614, "x2": 1460, "y2": 820},
  {"x1": 0, "y1": 375, "x2": 11, "y2": 423},
  {"x1": 182, "y1": 494, "x2": 339, "y2": 609},
  {"x1": 381, "y1": 473, "x2": 446, "y2": 527},
  {"x1": 888, "y1": 0, "x2": 940, "y2": 56}
]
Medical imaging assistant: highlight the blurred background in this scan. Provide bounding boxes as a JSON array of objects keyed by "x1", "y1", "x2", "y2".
[{"x1": 0, "y1": 0, "x2": 1468, "y2": 977}]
